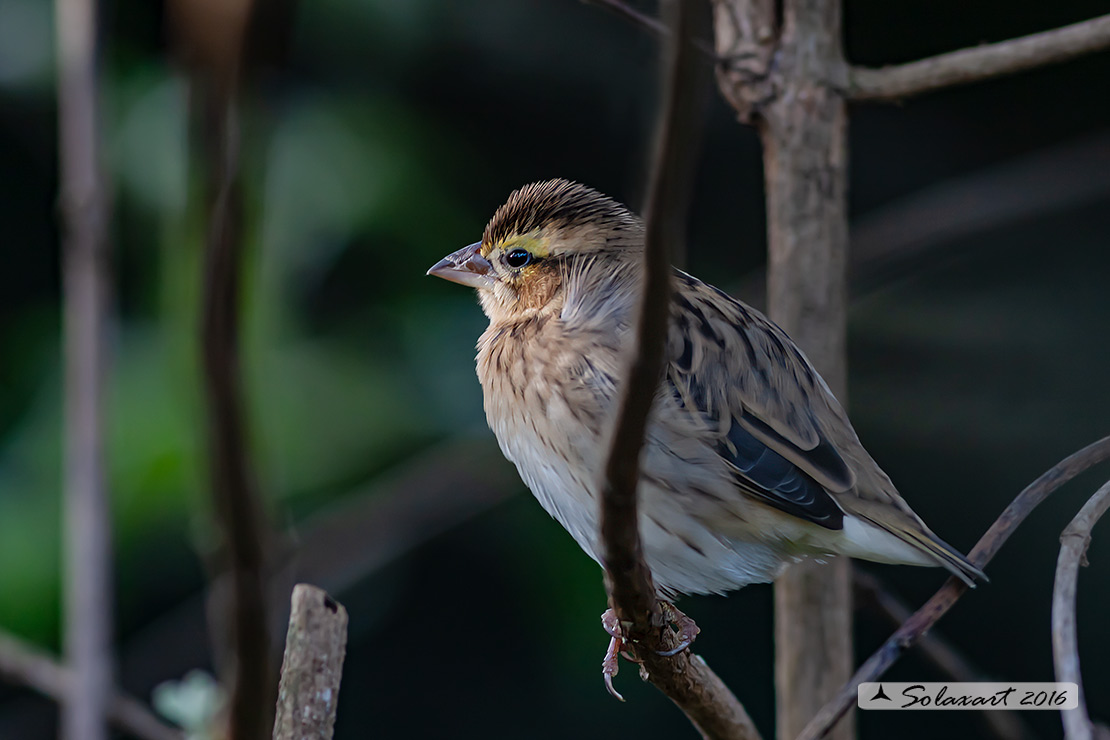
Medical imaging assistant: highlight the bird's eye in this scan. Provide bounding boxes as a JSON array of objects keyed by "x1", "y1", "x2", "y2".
[{"x1": 505, "y1": 248, "x2": 534, "y2": 268}]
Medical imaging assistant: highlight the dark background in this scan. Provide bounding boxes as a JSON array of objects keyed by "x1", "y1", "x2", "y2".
[{"x1": 0, "y1": 0, "x2": 1108, "y2": 738}]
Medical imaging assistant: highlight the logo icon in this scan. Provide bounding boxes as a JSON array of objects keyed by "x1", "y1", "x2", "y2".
[{"x1": 869, "y1": 685, "x2": 892, "y2": 702}]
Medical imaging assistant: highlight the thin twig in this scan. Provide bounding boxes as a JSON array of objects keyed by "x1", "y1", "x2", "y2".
[
  {"x1": 799, "y1": 435, "x2": 1110, "y2": 740},
  {"x1": 599, "y1": 1, "x2": 762, "y2": 738},
  {"x1": 0, "y1": 630, "x2": 183, "y2": 740},
  {"x1": 848, "y1": 13, "x2": 1110, "y2": 101},
  {"x1": 853, "y1": 570, "x2": 1038, "y2": 740},
  {"x1": 1052, "y1": 479, "x2": 1110, "y2": 740},
  {"x1": 582, "y1": 0, "x2": 666, "y2": 36},
  {"x1": 55, "y1": 0, "x2": 114, "y2": 735},
  {"x1": 726, "y1": 132, "x2": 1110, "y2": 313},
  {"x1": 581, "y1": 0, "x2": 718, "y2": 58},
  {"x1": 272, "y1": 585, "x2": 348, "y2": 740}
]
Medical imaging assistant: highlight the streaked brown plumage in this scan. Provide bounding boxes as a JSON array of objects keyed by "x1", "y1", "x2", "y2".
[{"x1": 429, "y1": 179, "x2": 983, "y2": 599}]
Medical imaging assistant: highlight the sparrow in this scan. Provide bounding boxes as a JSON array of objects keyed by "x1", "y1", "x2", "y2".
[{"x1": 428, "y1": 179, "x2": 983, "y2": 608}]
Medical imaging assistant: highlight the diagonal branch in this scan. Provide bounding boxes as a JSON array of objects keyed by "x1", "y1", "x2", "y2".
[
  {"x1": 1052, "y1": 478, "x2": 1110, "y2": 740},
  {"x1": 848, "y1": 13, "x2": 1110, "y2": 102},
  {"x1": 799, "y1": 435, "x2": 1110, "y2": 740},
  {"x1": 580, "y1": 0, "x2": 719, "y2": 58},
  {"x1": 0, "y1": 630, "x2": 183, "y2": 740},
  {"x1": 582, "y1": 0, "x2": 666, "y2": 37},
  {"x1": 853, "y1": 570, "x2": 1037, "y2": 740}
]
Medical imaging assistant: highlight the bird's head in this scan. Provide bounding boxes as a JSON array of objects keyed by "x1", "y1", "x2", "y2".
[{"x1": 427, "y1": 179, "x2": 643, "y2": 322}]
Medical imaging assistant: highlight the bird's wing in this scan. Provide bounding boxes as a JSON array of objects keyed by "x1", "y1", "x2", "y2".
[
  {"x1": 663, "y1": 272, "x2": 985, "y2": 582},
  {"x1": 665, "y1": 271, "x2": 861, "y2": 530}
]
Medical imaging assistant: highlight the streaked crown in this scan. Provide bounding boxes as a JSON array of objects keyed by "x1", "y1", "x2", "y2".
[{"x1": 482, "y1": 179, "x2": 639, "y2": 250}]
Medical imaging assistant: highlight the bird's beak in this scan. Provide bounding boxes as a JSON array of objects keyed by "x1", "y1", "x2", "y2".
[{"x1": 427, "y1": 241, "x2": 496, "y2": 291}]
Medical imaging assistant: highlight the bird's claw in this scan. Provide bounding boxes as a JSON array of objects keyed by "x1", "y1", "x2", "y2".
[
  {"x1": 602, "y1": 634, "x2": 625, "y2": 702},
  {"x1": 656, "y1": 602, "x2": 700, "y2": 657},
  {"x1": 601, "y1": 607, "x2": 623, "y2": 639},
  {"x1": 600, "y1": 605, "x2": 700, "y2": 696}
]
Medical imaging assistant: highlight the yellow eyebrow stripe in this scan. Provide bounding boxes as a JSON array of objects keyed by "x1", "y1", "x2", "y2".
[{"x1": 495, "y1": 232, "x2": 550, "y2": 259}]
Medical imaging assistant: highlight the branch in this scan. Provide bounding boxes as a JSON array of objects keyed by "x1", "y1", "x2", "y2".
[
  {"x1": 1052, "y1": 479, "x2": 1110, "y2": 740},
  {"x1": 178, "y1": 0, "x2": 274, "y2": 726},
  {"x1": 0, "y1": 630, "x2": 183, "y2": 740},
  {"x1": 580, "y1": 0, "x2": 717, "y2": 58},
  {"x1": 600, "y1": 0, "x2": 682, "y2": 641},
  {"x1": 54, "y1": 0, "x2": 114, "y2": 734},
  {"x1": 197, "y1": 81, "x2": 273, "y2": 738},
  {"x1": 726, "y1": 132, "x2": 1110, "y2": 312},
  {"x1": 272, "y1": 585, "x2": 348, "y2": 740},
  {"x1": 599, "y1": 1, "x2": 762, "y2": 737},
  {"x1": 799, "y1": 435, "x2": 1110, "y2": 740},
  {"x1": 853, "y1": 570, "x2": 1037, "y2": 740},
  {"x1": 849, "y1": 13, "x2": 1110, "y2": 102},
  {"x1": 581, "y1": 0, "x2": 666, "y2": 37}
]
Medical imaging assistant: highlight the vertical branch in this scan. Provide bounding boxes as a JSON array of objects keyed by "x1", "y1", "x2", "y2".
[
  {"x1": 756, "y1": 2, "x2": 853, "y2": 739},
  {"x1": 55, "y1": 0, "x2": 113, "y2": 736},
  {"x1": 169, "y1": 0, "x2": 272, "y2": 735},
  {"x1": 172, "y1": 2, "x2": 271, "y2": 734},
  {"x1": 272, "y1": 585, "x2": 348, "y2": 740},
  {"x1": 198, "y1": 80, "x2": 272, "y2": 739},
  {"x1": 1052, "y1": 479, "x2": 1110, "y2": 740}
]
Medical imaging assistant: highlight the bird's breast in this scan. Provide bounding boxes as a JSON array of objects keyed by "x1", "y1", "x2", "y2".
[{"x1": 475, "y1": 318, "x2": 622, "y2": 560}]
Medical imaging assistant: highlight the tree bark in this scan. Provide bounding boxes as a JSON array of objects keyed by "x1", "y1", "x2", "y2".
[
  {"x1": 272, "y1": 585, "x2": 348, "y2": 740},
  {"x1": 1052, "y1": 479, "x2": 1110, "y2": 740},
  {"x1": 755, "y1": 2, "x2": 854, "y2": 740},
  {"x1": 55, "y1": 0, "x2": 114, "y2": 735}
]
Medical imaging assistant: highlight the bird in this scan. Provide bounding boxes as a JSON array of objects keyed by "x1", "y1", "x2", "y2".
[{"x1": 427, "y1": 178, "x2": 983, "y2": 611}]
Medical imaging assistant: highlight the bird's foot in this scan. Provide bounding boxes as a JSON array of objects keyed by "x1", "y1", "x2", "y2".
[
  {"x1": 601, "y1": 632, "x2": 625, "y2": 701},
  {"x1": 601, "y1": 609, "x2": 638, "y2": 701},
  {"x1": 600, "y1": 604, "x2": 701, "y2": 698},
  {"x1": 656, "y1": 601, "x2": 700, "y2": 657}
]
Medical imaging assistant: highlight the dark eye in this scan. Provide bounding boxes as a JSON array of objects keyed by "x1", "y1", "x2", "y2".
[{"x1": 505, "y1": 248, "x2": 533, "y2": 268}]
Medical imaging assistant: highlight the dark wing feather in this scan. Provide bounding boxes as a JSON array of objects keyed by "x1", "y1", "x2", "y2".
[
  {"x1": 667, "y1": 270, "x2": 857, "y2": 530},
  {"x1": 719, "y1": 417, "x2": 844, "y2": 528}
]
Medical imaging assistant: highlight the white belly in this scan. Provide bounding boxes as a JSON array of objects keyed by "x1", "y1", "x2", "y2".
[{"x1": 487, "y1": 387, "x2": 789, "y2": 598}]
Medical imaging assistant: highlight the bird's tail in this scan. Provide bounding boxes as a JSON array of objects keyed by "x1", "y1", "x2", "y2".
[{"x1": 852, "y1": 507, "x2": 987, "y2": 587}]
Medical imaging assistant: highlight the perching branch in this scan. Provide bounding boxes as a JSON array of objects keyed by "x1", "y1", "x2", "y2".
[
  {"x1": 272, "y1": 585, "x2": 348, "y2": 740},
  {"x1": 0, "y1": 630, "x2": 183, "y2": 740},
  {"x1": 848, "y1": 13, "x2": 1110, "y2": 101},
  {"x1": 598, "y1": 1, "x2": 761, "y2": 738},
  {"x1": 54, "y1": 0, "x2": 114, "y2": 735},
  {"x1": 799, "y1": 435, "x2": 1110, "y2": 740},
  {"x1": 1052, "y1": 479, "x2": 1110, "y2": 740},
  {"x1": 601, "y1": 0, "x2": 682, "y2": 639}
]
